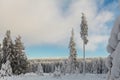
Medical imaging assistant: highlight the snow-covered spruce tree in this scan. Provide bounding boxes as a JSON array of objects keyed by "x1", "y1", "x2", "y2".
[
  {"x1": 1, "y1": 30, "x2": 13, "y2": 64},
  {"x1": 100, "y1": 58, "x2": 107, "y2": 74},
  {"x1": 0, "y1": 60, "x2": 12, "y2": 78},
  {"x1": 61, "y1": 60, "x2": 67, "y2": 75},
  {"x1": 75, "y1": 66, "x2": 80, "y2": 74},
  {"x1": 65, "y1": 59, "x2": 71, "y2": 73},
  {"x1": 92, "y1": 58, "x2": 98, "y2": 74},
  {"x1": 68, "y1": 28, "x2": 77, "y2": 74},
  {"x1": 78, "y1": 61, "x2": 83, "y2": 73},
  {"x1": 97, "y1": 58, "x2": 103, "y2": 74},
  {"x1": 36, "y1": 63, "x2": 43, "y2": 76},
  {"x1": 102, "y1": 58, "x2": 108, "y2": 74},
  {"x1": 53, "y1": 66, "x2": 61, "y2": 78},
  {"x1": 85, "y1": 61, "x2": 92, "y2": 73},
  {"x1": 11, "y1": 36, "x2": 29, "y2": 75},
  {"x1": 106, "y1": 17, "x2": 120, "y2": 80},
  {"x1": 0, "y1": 64, "x2": 6, "y2": 78},
  {"x1": 5, "y1": 60, "x2": 12, "y2": 76}
]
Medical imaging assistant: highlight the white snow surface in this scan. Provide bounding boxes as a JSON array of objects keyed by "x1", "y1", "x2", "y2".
[{"x1": 0, "y1": 73, "x2": 107, "y2": 80}]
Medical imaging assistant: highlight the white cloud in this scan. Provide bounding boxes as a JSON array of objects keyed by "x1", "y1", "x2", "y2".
[{"x1": 0, "y1": 0, "x2": 115, "y2": 51}]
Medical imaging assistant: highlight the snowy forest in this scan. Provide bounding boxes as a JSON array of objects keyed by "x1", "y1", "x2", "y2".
[
  {"x1": 29, "y1": 58, "x2": 108, "y2": 74},
  {"x1": 28, "y1": 28, "x2": 108, "y2": 74},
  {"x1": 0, "y1": 14, "x2": 119, "y2": 80},
  {"x1": 0, "y1": 0, "x2": 120, "y2": 80},
  {"x1": 0, "y1": 30, "x2": 108, "y2": 76},
  {"x1": 0, "y1": 16, "x2": 119, "y2": 80}
]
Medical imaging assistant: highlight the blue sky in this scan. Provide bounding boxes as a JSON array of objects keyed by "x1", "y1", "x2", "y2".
[{"x1": 0, "y1": 0, "x2": 119, "y2": 59}]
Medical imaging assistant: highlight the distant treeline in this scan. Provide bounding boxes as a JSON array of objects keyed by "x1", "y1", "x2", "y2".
[{"x1": 28, "y1": 57, "x2": 108, "y2": 74}]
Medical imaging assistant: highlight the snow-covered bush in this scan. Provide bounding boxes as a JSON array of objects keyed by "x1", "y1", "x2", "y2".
[
  {"x1": 78, "y1": 61, "x2": 83, "y2": 73},
  {"x1": 92, "y1": 58, "x2": 98, "y2": 74},
  {"x1": 75, "y1": 67, "x2": 80, "y2": 74},
  {"x1": 61, "y1": 60, "x2": 67, "y2": 75},
  {"x1": 53, "y1": 66, "x2": 61, "y2": 78},
  {"x1": 36, "y1": 63, "x2": 43, "y2": 76},
  {"x1": 0, "y1": 60, "x2": 12, "y2": 78}
]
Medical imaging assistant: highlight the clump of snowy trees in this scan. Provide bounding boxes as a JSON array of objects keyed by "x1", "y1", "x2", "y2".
[
  {"x1": 53, "y1": 66, "x2": 61, "y2": 78},
  {"x1": 106, "y1": 17, "x2": 120, "y2": 80},
  {"x1": 0, "y1": 30, "x2": 29, "y2": 76}
]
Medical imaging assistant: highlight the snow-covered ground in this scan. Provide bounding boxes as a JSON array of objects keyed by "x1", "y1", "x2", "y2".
[{"x1": 0, "y1": 73, "x2": 107, "y2": 80}]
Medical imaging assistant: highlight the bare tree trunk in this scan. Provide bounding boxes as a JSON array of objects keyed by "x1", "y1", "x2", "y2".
[{"x1": 83, "y1": 41, "x2": 85, "y2": 76}]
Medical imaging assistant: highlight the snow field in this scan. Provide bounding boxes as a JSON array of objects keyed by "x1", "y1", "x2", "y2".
[{"x1": 0, "y1": 73, "x2": 107, "y2": 80}]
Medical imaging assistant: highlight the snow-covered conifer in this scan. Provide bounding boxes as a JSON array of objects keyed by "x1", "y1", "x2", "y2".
[
  {"x1": 12, "y1": 36, "x2": 29, "y2": 75},
  {"x1": 80, "y1": 13, "x2": 88, "y2": 75},
  {"x1": 0, "y1": 60, "x2": 12, "y2": 77},
  {"x1": 68, "y1": 28, "x2": 77, "y2": 74},
  {"x1": 92, "y1": 59, "x2": 98, "y2": 74},
  {"x1": 53, "y1": 66, "x2": 61, "y2": 78},
  {"x1": 0, "y1": 64, "x2": 6, "y2": 78},
  {"x1": 61, "y1": 60, "x2": 67, "y2": 75},
  {"x1": 75, "y1": 67, "x2": 80, "y2": 74},
  {"x1": 78, "y1": 61, "x2": 83, "y2": 73},
  {"x1": 2, "y1": 30, "x2": 13, "y2": 63},
  {"x1": 36, "y1": 63, "x2": 43, "y2": 76}
]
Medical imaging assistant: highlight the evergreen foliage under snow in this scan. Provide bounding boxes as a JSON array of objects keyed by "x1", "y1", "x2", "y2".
[
  {"x1": 68, "y1": 29, "x2": 77, "y2": 74},
  {"x1": 0, "y1": 60, "x2": 12, "y2": 77},
  {"x1": 106, "y1": 17, "x2": 120, "y2": 80}
]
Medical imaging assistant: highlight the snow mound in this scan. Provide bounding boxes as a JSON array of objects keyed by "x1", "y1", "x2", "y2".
[{"x1": 24, "y1": 72, "x2": 37, "y2": 76}]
